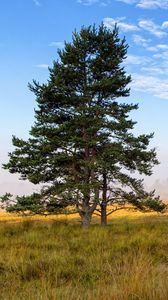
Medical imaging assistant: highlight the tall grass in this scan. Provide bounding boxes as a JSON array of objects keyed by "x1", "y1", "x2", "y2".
[{"x1": 0, "y1": 219, "x2": 168, "y2": 299}]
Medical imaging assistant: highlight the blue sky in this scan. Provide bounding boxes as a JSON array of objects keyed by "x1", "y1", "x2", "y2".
[{"x1": 1, "y1": 0, "x2": 168, "y2": 197}]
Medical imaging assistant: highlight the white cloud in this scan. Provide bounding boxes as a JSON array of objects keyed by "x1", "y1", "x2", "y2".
[
  {"x1": 132, "y1": 74, "x2": 168, "y2": 99},
  {"x1": 133, "y1": 37, "x2": 168, "y2": 52},
  {"x1": 77, "y1": 0, "x2": 98, "y2": 5},
  {"x1": 117, "y1": 0, "x2": 168, "y2": 9},
  {"x1": 146, "y1": 46, "x2": 158, "y2": 52},
  {"x1": 157, "y1": 44, "x2": 168, "y2": 50},
  {"x1": 137, "y1": 0, "x2": 168, "y2": 9},
  {"x1": 162, "y1": 21, "x2": 168, "y2": 28},
  {"x1": 49, "y1": 41, "x2": 64, "y2": 48},
  {"x1": 132, "y1": 35, "x2": 158, "y2": 51},
  {"x1": 77, "y1": 0, "x2": 110, "y2": 5},
  {"x1": 153, "y1": 51, "x2": 168, "y2": 60},
  {"x1": 103, "y1": 17, "x2": 139, "y2": 32},
  {"x1": 141, "y1": 66, "x2": 165, "y2": 74},
  {"x1": 36, "y1": 64, "x2": 49, "y2": 69},
  {"x1": 132, "y1": 34, "x2": 150, "y2": 46},
  {"x1": 33, "y1": 0, "x2": 41, "y2": 6},
  {"x1": 104, "y1": 18, "x2": 167, "y2": 38},
  {"x1": 117, "y1": 0, "x2": 137, "y2": 3},
  {"x1": 138, "y1": 20, "x2": 167, "y2": 38},
  {"x1": 100, "y1": 1, "x2": 111, "y2": 6},
  {"x1": 125, "y1": 54, "x2": 151, "y2": 65}
]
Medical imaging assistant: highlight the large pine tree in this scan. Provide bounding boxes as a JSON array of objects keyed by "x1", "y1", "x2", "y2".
[{"x1": 3, "y1": 24, "x2": 164, "y2": 227}]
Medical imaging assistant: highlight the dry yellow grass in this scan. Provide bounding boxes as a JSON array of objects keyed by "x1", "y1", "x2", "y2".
[
  {"x1": 0, "y1": 211, "x2": 78, "y2": 223},
  {"x1": 0, "y1": 205, "x2": 166, "y2": 223}
]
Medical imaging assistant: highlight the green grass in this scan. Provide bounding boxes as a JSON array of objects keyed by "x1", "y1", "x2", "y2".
[{"x1": 0, "y1": 219, "x2": 168, "y2": 299}]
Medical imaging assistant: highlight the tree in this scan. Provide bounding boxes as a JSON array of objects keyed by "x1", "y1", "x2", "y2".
[{"x1": 3, "y1": 24, "x2": 165, "y2": 227}]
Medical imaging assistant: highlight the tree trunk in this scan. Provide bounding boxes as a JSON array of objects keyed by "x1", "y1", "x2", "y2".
[
  {"x1": 101, "y1": 202, "x2": 107, "y2": 225},
  {"x1": 101, "y1": 172, "x2": 107, "y2": 225},
  {"x1": 80, "y1": 211, "x2": 92, "y2": 228}
]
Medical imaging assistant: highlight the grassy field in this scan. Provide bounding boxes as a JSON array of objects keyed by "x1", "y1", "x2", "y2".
[{"x1": 0, "y1": 212, "x2": 168, "y2": 299}]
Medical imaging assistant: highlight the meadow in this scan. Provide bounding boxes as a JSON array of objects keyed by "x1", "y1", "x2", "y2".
[{"x1": 0, "y1": 210, "x2": 168, "y2": 299}]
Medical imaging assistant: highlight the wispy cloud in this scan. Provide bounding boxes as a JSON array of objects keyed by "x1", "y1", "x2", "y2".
[
  {"x1": 132, "y1": 74, "x2": 168, "y2": 99},
  {"x1": 36, "y1": 64, "x2": 49, "y2": 69},
  {"x1": 146, "y1": 46, "x2": 158, "y2": 52},
  {"x1": 117, "y1": 0, "x2": 137, "y2": 3},
  {"x1": 141, "y1": 66, "x2": 166, "y2": 74},
  {"x1": 49, "y1": 41, "x2": 64, "y2": 48},
  {"x1": 117, "y1": 0, "x2": 168, "y2": 9},
  {"x1": 104, "y1": 17, "x2": 168, "y2": 38},
  {"x1": 132, "y1": 35, "x2": 168, "y2": 52},
  {"x1": 77, "y1": 0, "x2": 110, "y2": 5},
  {"x1": 162, "y1": 21, "x2": 168, "y2": 28},
  {"x1": 138, "y1": 20, "x2": 167, "y2": 38},
  {"x1": 137, "y1": 0, "x2": 168, "y2": 9},
  {"x1": 133, "y1": 35, "x2": 158, "y2": 51},
  {"x1": 103, "y1": 17, "x2": 139, "y2": 32},
  {"x1": 153, "y1": 51, "x2": 168, "y2": 60},
  {"x1": 132, "y1": 34, "x2": 150, "y2": 47},
  {"x1": 125, "y1": 54, "x2": 152, "y2": 65},
  {"x1": 157, "y1": 44, "x2": 168, "y2": 50},
  {"x1": 33, "y1": 0, "x2": 41, "y2": 6}
]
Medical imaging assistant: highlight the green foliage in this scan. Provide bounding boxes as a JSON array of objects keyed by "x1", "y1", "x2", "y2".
[
  {"x1": 123, "y1": 190, "x2": 166, "y2": 212},
  {"x1": 0, "y1": 192, "x2": 70, "y2": 215}
]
